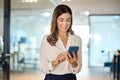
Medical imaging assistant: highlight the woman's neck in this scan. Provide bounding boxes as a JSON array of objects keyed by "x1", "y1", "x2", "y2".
[
  {"x1": 59, "y1": 32, "x2": 68, "y2": 38},
  {"x1": 59, "y1": 32, "x2": 68, "y2": 48}
]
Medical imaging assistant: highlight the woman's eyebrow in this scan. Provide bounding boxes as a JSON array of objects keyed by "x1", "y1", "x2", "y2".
[
  {"x1": 58, "y1": 18, "x2": 63, "y2": 19},
  {"x1": 58, "y1": 17, "x2": 71, "y2": 20},
  {"x1": 67, "y1": 18, "x2": 71, "y2": 19}
]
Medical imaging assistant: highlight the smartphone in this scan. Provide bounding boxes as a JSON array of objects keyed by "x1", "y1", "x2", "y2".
[{"x1": 68, "y1": 46, "x2": 79, "y2": 57}]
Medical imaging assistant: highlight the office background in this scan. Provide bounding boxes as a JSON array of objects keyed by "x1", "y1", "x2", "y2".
[{"x1": 0, "y1": 0, "x2": 120, "y2": 80}]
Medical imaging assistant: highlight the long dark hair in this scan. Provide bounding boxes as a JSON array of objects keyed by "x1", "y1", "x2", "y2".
[{"x1": 47, "y1": 4, "x2": 74, "y2": 46}]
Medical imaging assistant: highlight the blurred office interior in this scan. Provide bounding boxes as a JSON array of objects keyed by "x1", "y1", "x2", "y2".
[{"x1": 0, "y1": 0, "x2": 120, "y2": 80}]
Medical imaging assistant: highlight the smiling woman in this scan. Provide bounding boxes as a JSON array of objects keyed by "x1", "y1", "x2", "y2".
[{"x1": 40, "y1": 4, "x2": 82, "y2": 80}]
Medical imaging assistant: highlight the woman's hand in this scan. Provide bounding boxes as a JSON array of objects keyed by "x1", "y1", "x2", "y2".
[
  {"x1": 56, "y1": 52, "x2": 66, "y2": 63},
  {"x1": 52, "y1": 52, "x2": 66, "y2": 67},
  {"x1": 65, "y1": 52, "x2": 78, "y2": 68}
]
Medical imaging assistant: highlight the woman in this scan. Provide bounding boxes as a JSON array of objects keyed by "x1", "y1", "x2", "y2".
[{"x1": 40, "y1": 4, "x2": 82, "y2": 80}]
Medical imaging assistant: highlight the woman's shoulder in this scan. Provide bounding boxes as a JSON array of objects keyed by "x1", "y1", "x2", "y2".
[
  {"x1": 70, "y1": 34, "x2": 82, "y2": 44},
  {"x1": 41, "y1": 34, "x2": 49, "y2": 41},
  {"x1": 43, "y1": 34, "x2": 48, "y2": 38},
  {"x1": 42, "y1": 34, "x2": 49, "y2": 38},
  {"x1": 70, "y1": 34, "x2": 81, "y2": 40}
]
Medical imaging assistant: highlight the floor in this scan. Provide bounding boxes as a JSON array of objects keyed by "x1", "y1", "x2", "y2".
[
  {"x1": 0, "y1": 52, "x2": 114, "y2": 80},
  {"x1": 9, "y1": 66, "x2": 114, "y2": 80}
]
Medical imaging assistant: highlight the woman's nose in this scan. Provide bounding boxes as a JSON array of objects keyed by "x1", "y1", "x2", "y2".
[{"x1": 63, "y1": 21, "x2": 67, "y2": 26}]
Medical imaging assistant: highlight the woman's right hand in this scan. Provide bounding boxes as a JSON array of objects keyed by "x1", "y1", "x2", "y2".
[
  {"x1": 56, "y1": 52, "x2": 66, "y2": 63},
  {"x1": 52, "y1": 52, "x2": 66, "y2": 67}
]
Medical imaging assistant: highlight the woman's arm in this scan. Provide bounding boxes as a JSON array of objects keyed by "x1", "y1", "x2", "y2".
[
  {"x1": 69, "y1": 36, "x2": 82, "y2": 73},
  {"x1": 40, "y1": 36, "x2": 54, "y2": 74}
]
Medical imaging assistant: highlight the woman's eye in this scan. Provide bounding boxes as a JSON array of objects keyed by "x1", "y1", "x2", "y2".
[
  {"x1": 58, "y1": 18, "x2": 71, "y2": 22},
  {"x1": 66, "y1": 19, "x2": 71, "y2": 22},
  {"x1": 59, "y1": 19, "x2": 63, "y2": 22}
]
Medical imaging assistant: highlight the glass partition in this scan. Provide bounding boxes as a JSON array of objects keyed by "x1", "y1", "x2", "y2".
[
  {"x1": 89, "y1": 15, "x2": 120, "y2": 67},
  {"x1": 10, "y1": 0, "x2": 55, "y2": 79},
  {"x1": 10, "y1": 10, "x2": 52, "y2": 69}
]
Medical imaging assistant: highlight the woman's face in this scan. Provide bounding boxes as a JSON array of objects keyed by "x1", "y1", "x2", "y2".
[{"x1": 57, "y1": 13, "x2": 71, "y2": 33}]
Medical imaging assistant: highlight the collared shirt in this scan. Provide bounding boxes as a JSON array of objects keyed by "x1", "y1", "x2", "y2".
[{"x1": 40, "y1": 34, "x2": 82, "y2": 75}]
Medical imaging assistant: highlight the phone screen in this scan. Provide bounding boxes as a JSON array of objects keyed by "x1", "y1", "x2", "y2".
[{"x1": 68, "y1": 46, "x2": 79, "y2": 57}]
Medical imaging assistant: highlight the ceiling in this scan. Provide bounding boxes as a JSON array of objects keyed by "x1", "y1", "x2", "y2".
[
  {"x1": 0, "y1": 0, "x2": 120, "y2": 35},
  {"x1": 0, "y1": 0, "x2": 120, "y2": 14},
  {"x1": 52, "y1": 0, "x2": 120, "y2": 14},
  {"x1": 0, "y1": 0, "x2": 120, "y2": 25}
]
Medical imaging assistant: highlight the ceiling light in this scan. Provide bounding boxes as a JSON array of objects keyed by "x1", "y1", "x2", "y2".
[
  {"x1": 61, "y1": 0, "x2": 71, "y2": 2},
  {"x1": 61, "y1": 0, "x2": 66, "y2": 2},
  {"x1": 67, "y1": 0, "x2": 71, "y2": 1},
  {"x1": 22, "y1": 0, "x2": 37, "y2": 3},
  {"x1": 85, "y1": 11, "x2": 90, "y2": 15}
]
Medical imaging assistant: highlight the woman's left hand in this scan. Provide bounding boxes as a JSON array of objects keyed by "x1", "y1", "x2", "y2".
[{"x1": 65, "y1": 52, "x2": 78, "y2": 68}]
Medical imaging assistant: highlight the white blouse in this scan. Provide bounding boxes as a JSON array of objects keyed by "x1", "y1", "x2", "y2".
[{"x1": 40, "y1": 34, "x2": 82, "y2": 75}]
